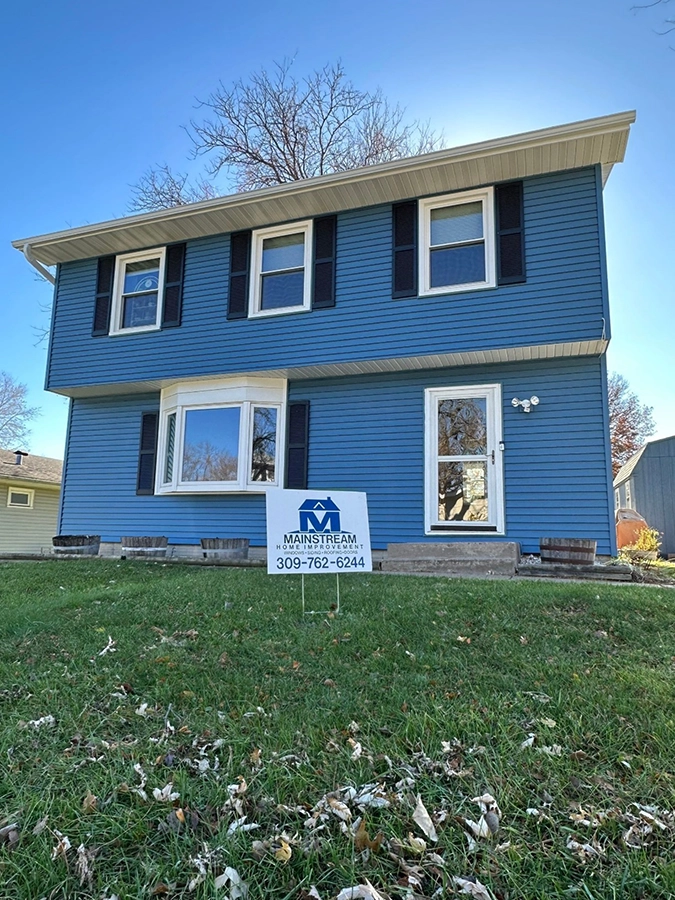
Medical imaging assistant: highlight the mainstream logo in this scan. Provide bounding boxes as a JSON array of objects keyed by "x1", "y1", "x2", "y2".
[{"x1": 282, "y1": 497, "x2": 358, "y2": 546}]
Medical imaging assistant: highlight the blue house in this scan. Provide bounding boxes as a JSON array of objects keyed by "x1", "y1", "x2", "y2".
[{"x1": 13, "y1": 111, "x2": 634, "y2": 557}]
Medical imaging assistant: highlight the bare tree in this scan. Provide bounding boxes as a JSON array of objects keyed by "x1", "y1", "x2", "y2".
[
  {"x1": 0, "y1": 372, "x2": 39, "y2": 450},
  {"x1": 632, "y1": 0, "x2": 675, "y2": 36},
  {"x1": 608, "y1": 372, "x2": 656, "y2": 476},
  {"x1": 130, "y1": 60, "x2": 444, "y2": 209},
  {"x1": 129, "y1": 164, "x2": 218, "y2": 213}
]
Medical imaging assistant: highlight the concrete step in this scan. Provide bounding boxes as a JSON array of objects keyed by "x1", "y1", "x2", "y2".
[
  {"x1": 517, "y1": 562, "x2": 633, "y2": 582},
  {"x1": 381, "y1": 542, "x2": 519, "y2": 577}
]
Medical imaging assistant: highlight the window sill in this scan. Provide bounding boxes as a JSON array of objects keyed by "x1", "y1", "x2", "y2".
[
  {"x1": 156, "y1": 484, "x2": 280, "y2": 495},
  {"x1": 426, "y1": 525, "x2": 504, "y2": 535},
  {"x1": 419, "y1": 281, "x2": 495, "y2": 297},
  {"x1": 109, "y1": 325, "x2": 161, "y2": 337},
  {"x1": 249, "y1": 306, "x2": 311, "y2": 319}
]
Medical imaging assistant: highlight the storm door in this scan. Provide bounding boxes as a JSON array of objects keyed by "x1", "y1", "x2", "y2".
[{"x1": 425, "y1": 385, "x2": 504, "y2": 533}]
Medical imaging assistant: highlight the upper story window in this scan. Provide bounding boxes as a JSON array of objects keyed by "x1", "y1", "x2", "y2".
[
  {"x1": 93, "y1": 244, "x2": 185, "y2": 338},
  {"x1": 250, "y1": 222, "x2": 312, "y2": 317},
  {"x1": 7, "y1": 488, "x2": 34, "y2": 508},
  {"x1": 156, "y1": 376, "x2": 286, "y2": 494},
  {"x1": 110, "y1": 249, "x2": 166, "y2": 335},
  {"x1": 419, "y1": 188, "x2": 495, "y2": 296}
]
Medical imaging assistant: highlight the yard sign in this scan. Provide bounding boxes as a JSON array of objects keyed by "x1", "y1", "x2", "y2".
[{"x1": 266, "y1": 490, "x2": 372, "y2": 575}]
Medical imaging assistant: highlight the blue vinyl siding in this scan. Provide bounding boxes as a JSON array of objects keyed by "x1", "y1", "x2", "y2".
[
  {"x1": 47, "y1": 168, "x2": 606, "y2": 391},
  {"x1": 59, "y1": 356, "x2": 614, "y2": 555}
]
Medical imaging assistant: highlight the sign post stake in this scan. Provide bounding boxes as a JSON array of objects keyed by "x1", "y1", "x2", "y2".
[{"x1": 301, "y1": 573, "x2": 340, "y2": 616}]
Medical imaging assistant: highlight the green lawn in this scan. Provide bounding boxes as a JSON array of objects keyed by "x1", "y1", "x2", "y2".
[{"x1": 0, "y1": 561, "x2": 673, "y2": 899}]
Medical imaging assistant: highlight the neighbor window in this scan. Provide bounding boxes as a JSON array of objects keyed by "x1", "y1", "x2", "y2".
[
  {"x1": 250, "y1": 221, "x2": 312, "y2": 316},
  {"x1": 7, "y1": 488, "x2": 34, "y2": 508},
  {"x1": 419, "y1": 188, "x2": 495, "y2": 295},
  {"x1": 156, "y1": 377, "x2": 285, "y2": 493},
  {"x1": 425, "y1": 384, "x2": 504, "y2": 533},
  {"x1": 110, "y1": 248, "x2": 166, "y2": 334}
]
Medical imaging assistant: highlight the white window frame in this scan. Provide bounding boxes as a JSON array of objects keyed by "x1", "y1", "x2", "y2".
[
  {"x1": 419, "y1": 188, "x2": 496, "y2": 296},
  {"x1": 110, "y1": 247, "x2": 166, "y2": 336},
  {"x1": 7, "y1": 488, "x2": 34, "y2": 509},
  {"x1": 614, "y1": 488, "x2": 620, "y2": 510},
  {"x1": 249, "y1": 220, "x2": 313, "y2": 318},
  {"x1": 156, "y1": 376, "x2": 286, "y2": 494},
  {"x1": 424, "y1": 384, "x2": 504, "y2": 534},
  {"x1": 625, "y1": 481, "x2": 632, "y2": 508}
]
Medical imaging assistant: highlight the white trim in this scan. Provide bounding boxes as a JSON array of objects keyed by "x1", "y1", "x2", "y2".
[
  {"x1": 7, "y1": 487, "x2": 35, "y2": 509},
  {"x1": 110, "y1": 247, "x2": 166, "y2": 336},
  {"x1": 424, "y1": 384, "x2": 504, "y2": 534},
  {"x1": 155, "y1": 376, "x2": 287, "y2": 494},
  {"x1": 249, "y1": 220, "x2": 312, "y2": 318},
  {"x1": 14, "y1": 111, "x2": 635, "y2": 267},
  {"x1": 419, "y1": 188, "x2": 495, "y2": 296}
]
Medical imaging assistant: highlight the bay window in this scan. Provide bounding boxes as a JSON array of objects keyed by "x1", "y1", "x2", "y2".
[{"x1": 156, "y1": 377, "x2": 286, "y2": 493}]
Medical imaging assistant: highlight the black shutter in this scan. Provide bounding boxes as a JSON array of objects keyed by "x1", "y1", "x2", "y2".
[
  {"x1": 496, "y1": 181, "x2": 525, "y2": 284},
  {"x1": 136, "y1": 412, "x2": 159, "y2": 495},
  {"x1": 228, "y1": 231, "x2": 251, "y2": 319},
  {"x1": 162, "y1": 243, "x2": 186, "y2": 328},
  {"x1": 92, "y1": 256, "x2": 115, "y2": 336},
  {"x1": 285, "y1": 401, "x2": 309, "y2": 489},
  {"x1": 312, "y1": 215, "x2": 336, "y2": 309},
  {"x1": 392, "y1": 201, "x2": 418, "y2": 298}
]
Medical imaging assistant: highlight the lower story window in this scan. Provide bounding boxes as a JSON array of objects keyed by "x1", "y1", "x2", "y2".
[
  {"x1": 7, "y1": 488, "x2": 34, "y2": 508},
  {"x1": 425, "y1": 384, "x2": 504, "y2": 533},
  {"x1": 156, "y1": 377, "x2": 285, "y2": 494}
]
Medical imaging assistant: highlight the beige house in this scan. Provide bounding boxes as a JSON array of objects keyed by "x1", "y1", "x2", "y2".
[{"x1": 0, "y1": 450, "x2": 62, "y2": 554}]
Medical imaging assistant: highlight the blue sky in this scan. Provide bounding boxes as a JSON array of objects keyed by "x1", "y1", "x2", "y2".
[{"x1": 2, "y1": 0, "x2": 673, "y2": 459}]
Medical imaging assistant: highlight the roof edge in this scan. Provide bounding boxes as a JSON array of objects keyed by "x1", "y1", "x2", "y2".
[{"x1": 12, "y1": 110, "x2": 636, "y2": 254}]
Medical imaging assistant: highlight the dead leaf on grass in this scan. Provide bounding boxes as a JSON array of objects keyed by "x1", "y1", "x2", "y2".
[
  {"x1": 51, "y1": 830, "x2": 71, "y2": 862},
  {"x1": 75, "y1": 843, "x2": 97, "y2": 888},
  {"x1": 32, "y1": 816, "x2": 48, "y2": 836},
  {"x1": 82, "y1": 791, "x2": 97, "y2": 814},
  {"x1": 412, "y1": 794, "x2": 438, "y2": 842},
  {"x1": 452, "y1": 875, "x2": 493, "y2": 899},
  {"x1": 336, "y1": 880, "x2": 388, "y2": 900},
  {"x1": 0, "y1": 823, "x2": 20, "y2": 851},
  {"x1": 354, "y1": 819, "x2": 384, "y2": 853},
  {"x1": 214, "y1": 865, "x2": 248, "y2": 897},
  {"x1": 273, "y1": 838, "x2": 292, "y2": 864}
]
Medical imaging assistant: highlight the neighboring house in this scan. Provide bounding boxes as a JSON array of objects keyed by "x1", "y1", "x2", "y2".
[
  {"x1": 614, "y1": 435, "x2": 675, "y2": 556},
  {"x1": 12, "y1": 111, "x2": 635, "y2": 557},
  {"x1": 0, "y1": 450, "x2": 62, "y2": 553}
]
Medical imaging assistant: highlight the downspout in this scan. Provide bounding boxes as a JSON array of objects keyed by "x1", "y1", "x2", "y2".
[{"x1": 23, "y1": 243, "x2": 55, "y2": 285}]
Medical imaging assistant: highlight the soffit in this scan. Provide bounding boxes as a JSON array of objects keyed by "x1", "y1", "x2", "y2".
[
  {"x1": 13, "y1": 111, "x2": 635, "y2": 267},
  {"x1": 49, "y1": 339, "x2": 608, "y2": 398}
]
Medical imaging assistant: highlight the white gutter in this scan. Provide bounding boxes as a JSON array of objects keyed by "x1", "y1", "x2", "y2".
[{"x1": 23, "y1": 243, "x2": 55, "y2": 285}]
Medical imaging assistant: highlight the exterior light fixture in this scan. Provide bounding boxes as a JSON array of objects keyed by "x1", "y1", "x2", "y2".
[{"x1": 511, "y1": 396, "x2": 539, "y2": 413}]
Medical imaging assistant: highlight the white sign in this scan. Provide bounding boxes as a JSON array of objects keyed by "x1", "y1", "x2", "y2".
[{"x1": 266, "y1": 490, "x2": 372, "y2": 574}]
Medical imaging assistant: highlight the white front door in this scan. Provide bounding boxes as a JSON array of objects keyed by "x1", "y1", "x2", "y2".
[{"x1": 425, "y1": 384, "x2": 504, "y2": 534}]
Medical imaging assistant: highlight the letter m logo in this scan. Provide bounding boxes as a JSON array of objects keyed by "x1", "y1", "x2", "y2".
[{"x1": 298, "y1": 497, "x2": 341, "y2": 533}]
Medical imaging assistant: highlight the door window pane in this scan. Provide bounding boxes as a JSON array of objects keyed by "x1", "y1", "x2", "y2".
[
  {"x1": 438, "y1": 461, "x2": 488, "y2": 522},
  {"x1": 438, "y1": 398, "x2": 487, "y2": 456},
  {"x1": 182, "y1": 407, "x2": 240, "y2": 482},
  {"x1": 251, "y1": 406, "x2": 277, "y2": 482}
]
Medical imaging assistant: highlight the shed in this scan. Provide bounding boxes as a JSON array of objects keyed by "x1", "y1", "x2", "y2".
[{"x1": 614, "y1": 435, "x2": 675, "y2": 556}]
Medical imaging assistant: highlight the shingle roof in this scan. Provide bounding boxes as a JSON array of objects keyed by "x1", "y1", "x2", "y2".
[
  {"x1": 613, "y1": 445, "x2": 646, "y2": 486},
  {"x1": 0, "y1": 449, "x2": 62, "y2": 486}
]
